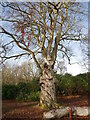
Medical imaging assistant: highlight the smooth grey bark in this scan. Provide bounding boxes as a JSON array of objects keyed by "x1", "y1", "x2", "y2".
[
  {"x1": 43, "y1": 106, "x2": 90, "y2": 119},
  {"x1": 43, "y1": 107, "x2": 71, "y2": 119}
]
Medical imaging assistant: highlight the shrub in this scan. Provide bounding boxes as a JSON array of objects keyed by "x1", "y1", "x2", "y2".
[
  {"x1": 16, "y1": 80, "x2": 40, "y2": 101},
  {"x1": 17, "y1": 82, "x2": 31, "y2": 94},
  {"x1": 55, "y1": 73, "x2": 88, "y2": 95},
  {"x1": 2, "y1": 80, "x2": 40, "y2": 101},
  {"x1": 2, "y1": 84, "x2": 18, "y2": 99},
  {"x1": 28, "y1": 91, "x2": 40, "y2": 101},
  {"x1": 30, "y1": 79, "x2": 40, "y2": 92},
  {"x1": 73, "y1": 75, "x2": 88, "y2": 94},
  {"x1": 55, "y1": 74, "x2": 62, "y2": 94},
  {"x1": 16, "y1": 91, "x2": 29, "y2": 101},
  {"x1": 60, "y1": 74, "x2": 75, "y2": 95},
  {"x1": 16, "y1": 82, "x2": 32, "y2": 101}
]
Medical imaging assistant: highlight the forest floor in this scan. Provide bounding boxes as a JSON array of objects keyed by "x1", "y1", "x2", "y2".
[{"x1": 2, "y1": 95, "x2": 89, "y2": 120}]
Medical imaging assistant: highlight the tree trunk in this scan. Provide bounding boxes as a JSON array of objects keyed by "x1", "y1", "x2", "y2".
[{"x1": 40, "y1": 63, "x2": 56, "y2": 109}]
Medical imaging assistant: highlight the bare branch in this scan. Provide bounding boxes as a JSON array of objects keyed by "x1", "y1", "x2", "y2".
[
  {"x1": 58, "y1": 49, "x2": 71, "y2": 64},
  {"x1": 0, "y1": 2, "x2": 87, "y2": 71},
  {"x1": 0, "y1": 52, "x2": 29, "y2": 64},
  {"x1": 0, "y1": 26, "x2": 42, "y2": 70}
]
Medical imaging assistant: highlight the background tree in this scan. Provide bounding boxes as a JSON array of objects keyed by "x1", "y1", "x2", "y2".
[
  {"x1": 2, "y1": 61, "x2": 40, "y2": 84},
  {"x1": 56, "y1": 59, "x2": 67, "y2": 75},
  {"x1": 18, "y1": 61, "x2": 40, "y2": 80},
  {"x1": 2, "y1": 64, "x2": 16, "y2": 84},
  {"x1": 0, "y1": 2, "x2": 87, "y2": 108}
]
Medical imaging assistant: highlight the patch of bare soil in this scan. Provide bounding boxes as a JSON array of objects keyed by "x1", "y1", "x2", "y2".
[
  {"x1": 57, "y1": 95, "x2": 88, "y2": 107},
  {"x1": 2, "y1": 95, "x2": 89, "y2": 120}
]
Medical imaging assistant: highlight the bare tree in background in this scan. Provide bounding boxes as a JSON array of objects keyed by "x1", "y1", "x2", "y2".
[
  {"x1": 0, "y1": 2, "x2": 87, "y2": 108},
  {"x1": 56, "y1": 60, "x2": 67, "y2": 75},
  {"x1": 2, "y1": 61, "x2": 40, "y2": 84},
  {"x1": 2, "y1": 64, "x2": 16, "y2": 84},
  {"x1": 19, "y1": 61, "x2": 40, "y2": 80}
]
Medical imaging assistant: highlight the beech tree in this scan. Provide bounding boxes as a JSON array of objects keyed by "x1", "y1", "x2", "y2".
[{"x1": 0, "y1": 2, "x2": 87, "y2": 108}]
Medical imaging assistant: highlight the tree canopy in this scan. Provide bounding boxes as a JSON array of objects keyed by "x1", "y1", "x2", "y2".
[{"x1": 0, "y1": 2, "x2": 87, "y2": 72}]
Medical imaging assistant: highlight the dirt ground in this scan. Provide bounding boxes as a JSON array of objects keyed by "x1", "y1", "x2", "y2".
[{"x1": 2, "y1": 95, "x2": 89, "y2": 120}]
